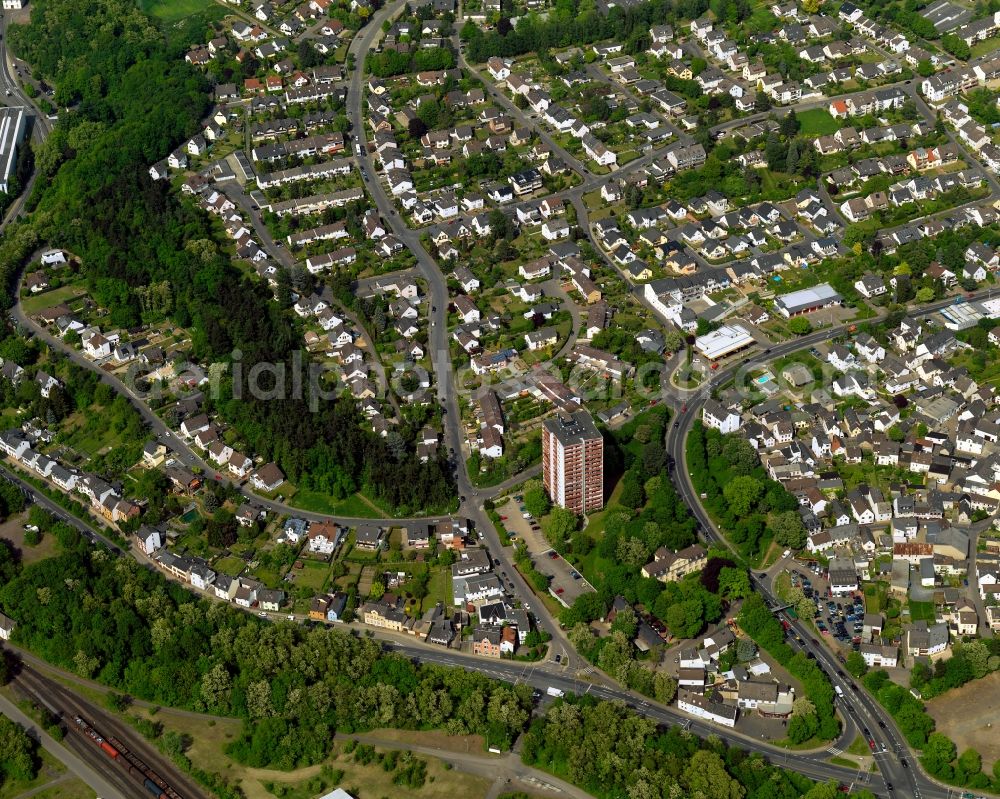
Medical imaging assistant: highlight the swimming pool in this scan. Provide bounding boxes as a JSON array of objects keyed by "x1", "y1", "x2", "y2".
[{"x1": 757, "y1": 375, "x2": 770, "y2": 384}]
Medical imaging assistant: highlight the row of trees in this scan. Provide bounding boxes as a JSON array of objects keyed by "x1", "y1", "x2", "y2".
[
  {"x1": 521, "y1": 696, "x2": 876, "y2": 799},
  {"x1": 366, "y1": 43, "x2": 455, "y2": 77},
  {"x1": 738, "y1": 595, "x2": 838, "y2": 744}
]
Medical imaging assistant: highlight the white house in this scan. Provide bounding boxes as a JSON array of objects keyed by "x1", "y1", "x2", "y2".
[
  {"x1": 703, "y1": 399, "x2": 740, "y2": 434},
  {"x1": 0, "y1": 612, "x2": 14, "y2": 641},
  {"x1": 859, "y1": 642, "x2": 898, "y2": 668},
  {"x1": 677, "y1": 688, "x2": 737, "y2": 727},
  {"x1": 541, "y1": 220, "x2": 570, "y2": 241},
  {"x1": 82, "y1": 333, "x2": 111, "y2": 360}
]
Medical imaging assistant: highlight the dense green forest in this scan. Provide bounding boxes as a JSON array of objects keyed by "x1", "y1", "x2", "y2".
[{"x1": 4, "y1": 0, "x2": 454, "y2": 513}]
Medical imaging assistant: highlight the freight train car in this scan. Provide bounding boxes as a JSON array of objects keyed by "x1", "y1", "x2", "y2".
[{"x1": 72, "y1": 716, "x2": 183, "y2": 799}]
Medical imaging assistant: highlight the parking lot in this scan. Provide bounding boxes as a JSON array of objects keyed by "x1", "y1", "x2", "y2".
[
  {"x1": 789, "y1": 563, "x2": 865, "y2": 652},
  {"x1": 497, "y1": 497, "x2": 548, "y2": 554},
  {"x1": 496, "y1": 497, "x2": 596, "y2": 606},
  {"x1": 535, "y1": 548, "x2": 596, "y2": 608}
]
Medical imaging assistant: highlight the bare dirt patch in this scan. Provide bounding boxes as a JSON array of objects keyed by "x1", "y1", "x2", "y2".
[
  {"x1": 0, "y1": 511, "x2": 57, "y2": 565},
  {"x1": 927, "y1": 670, "x2": 1000, "y2": 769}
]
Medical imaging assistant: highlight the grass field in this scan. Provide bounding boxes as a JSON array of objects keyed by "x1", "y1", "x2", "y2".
[
  {"x1": 863, "y1": 582, "x2": 887, "y2": 614},
  {"x1": 0, "y1": 749, "x2": 74, "y2": 799},
  {"x1": 907, "y1": 600, "x2": 936, "y2": 622},
  {"x1": 133, "y1": 705, "x2": 494, "y2": 799},
  {"x1": 971, "y1": 37, "x2": 1000, "y2": 59},
  {"x1": 289, "y1": 490, "x2": 386, "y2": 518},
  {"x1": 847, "y1": 735, "x2": 870, "y2": 757},
  {"x1": 21, "y1": 780, "x2": 96, "y2": 799},
  {"x1": 294, "y1": 560, "x2": 331, "y2": 592},
  {"x1": 0, "y1": 510, "x2": 60, "y2": 565},
  {"x1": 213, "y1": 555, "x2": 247, "y2": 577},
  {"x1": 424, "y1": 567, "x2": 452, "y2": 611},
  {"x1": 797, "y1": 109, "x2": 840, "y2": 137},
  {"x1": 20, "y1": 284, "x2": 88, "y2": 315},
  {"x1": 138, "y1": 0, "x2": 217, "y2": 22}
]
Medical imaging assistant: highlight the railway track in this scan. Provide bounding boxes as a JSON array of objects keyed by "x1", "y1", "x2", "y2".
[{"x1": 12, "y1": 665, "x2": 206, "y2": 799}]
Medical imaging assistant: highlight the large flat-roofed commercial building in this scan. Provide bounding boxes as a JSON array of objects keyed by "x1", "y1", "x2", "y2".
[
  {"x1": 542, "y1": 411, "x2": 604, "y2": 514},
  {"x1": 773, "y1": 283, "x2": 842, "y2": 317},
  {"x1": 0, "y1": 107, "x2": 26, "y2": 194},
  {"x1": 694, "y1": 324, "x2": 755, "y2": 361}
]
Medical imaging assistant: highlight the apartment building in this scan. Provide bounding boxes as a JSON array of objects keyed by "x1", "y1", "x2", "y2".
[{"x1": 542, "y1": 411, "x2": 604, "y2": 514}]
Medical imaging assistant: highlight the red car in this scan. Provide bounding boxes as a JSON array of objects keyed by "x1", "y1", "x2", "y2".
[
  {"x1": 549, "y1": 551, "x2": 558, "y2": 559},
  {"x1": 555, "y1": 588, "x2": 565, "y2": 595},
  {"x1": 499, "y1": 515, "x2": 507, "y2": 520}
]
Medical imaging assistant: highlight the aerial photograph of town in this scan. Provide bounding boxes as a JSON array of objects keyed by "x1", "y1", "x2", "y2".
[{"x1": 5, "y1": 0, "x2": 1000, "y2": 796}]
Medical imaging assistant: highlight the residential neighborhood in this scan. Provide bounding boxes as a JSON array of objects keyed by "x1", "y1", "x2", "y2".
[{"x1": 4, "y1": 0, "x2": 1000, "y2": 796}]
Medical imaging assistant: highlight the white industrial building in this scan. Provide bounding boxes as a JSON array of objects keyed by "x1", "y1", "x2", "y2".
[
  {"x1": 694, "y1": 324, "x2": 755, "y2": 361},
  {"x1": 0, "y1": 106, "x2": 26, "y2": 194}
]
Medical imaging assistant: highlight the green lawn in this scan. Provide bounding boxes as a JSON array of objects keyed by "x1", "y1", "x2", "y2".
[
  {"x1": 847, "y1": 735, "x2": 870, "y2": 757},
  {"x1": 0, "y1": 748, "x2": 79, "y2": 799},
  {"x1": 797, "y1": 109, "x2": 840, "y2": 137},
  {"x1": 212, "y1": 555, "x2": 246, "y2": 576},
  {"x1": 971, "y1": 37, "x2": 1000, "y2": 59},
  {"x1": 864, "y1": 582, "x2": 887, "y2": 614},
  {"x1": 289, "y1": 490, "x2": 384, "y2": 517},
  {"x1": 20, "y1": 284, "x2": 88, "y2": 315},
  {"x1": 423, "y1": 567, "x2": 452, "y2": 611},
  {"x1": 908, "y1": 600, "x2": 936, "y2": 622},
  {"x1": 294, "y1": 560, "x2": 331, "y2": 591},
  {"x1": 138, "y1": 0, "x2": 217, "y2": 22}
]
